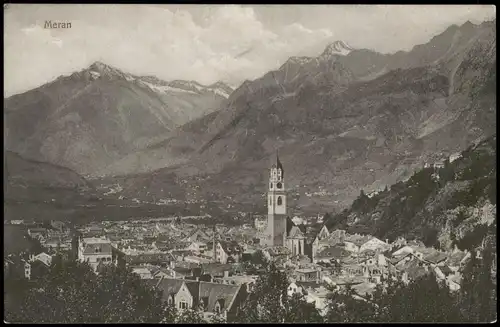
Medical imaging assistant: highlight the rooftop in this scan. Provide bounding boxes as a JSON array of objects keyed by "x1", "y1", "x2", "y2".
[
  {"x1": 424, "y1": 251, "x2": 448, "y2": 264},
  {"x1": 83, "y1": 243, "x2": 112, "y2": 255},
  {"x1": 344, "y1": 234, "x2": 372, "y2": 246},
  {"x1": 83, "y1": 237, "x2": 110, "y2": 244},
  {"x1": 296, "y1": 268, "x2": 318, "y2": 274},
  {"x1": 296, "y1": 281, "x2": 323, "y2": 290},
  {"x1": 316, "y1": 246, "x2": 350, "y2": 259},
  {"x1": 152, "y1": 278, "x2": 243, "y2": 313},
  {"x1": 132, "y1": 267, "x2": 152, "y2": 275}
]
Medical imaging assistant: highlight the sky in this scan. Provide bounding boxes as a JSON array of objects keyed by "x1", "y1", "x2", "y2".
[{"x1": 4, "y1": 4, "x2": 496, "y2": 96}]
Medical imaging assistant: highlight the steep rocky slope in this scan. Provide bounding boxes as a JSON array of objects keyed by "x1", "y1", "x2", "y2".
[{"x1": 325, "y1": 134, "x2": 496, "y2": 251}]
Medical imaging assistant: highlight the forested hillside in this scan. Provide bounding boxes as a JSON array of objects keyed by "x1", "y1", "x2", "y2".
[{"x1": 325, "y1": 134, "x2": 496, "y2": 251}]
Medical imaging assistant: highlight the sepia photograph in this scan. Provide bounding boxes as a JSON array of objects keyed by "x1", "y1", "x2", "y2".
[{"x1": 3, "y1": 4, "x2": 497, "y2": 323}]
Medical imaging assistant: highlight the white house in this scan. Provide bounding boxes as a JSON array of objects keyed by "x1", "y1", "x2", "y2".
[
  {"x1": 292, "y1": 216, "x2": 305, "y2": 226},
  {"x1": 30, "y1": 252, "x2": 53, "y2": 267},
  {"x1": 184, "y1": 255, "x2": 211, "y2": 265},
  {"x1": 218, "y1": 275, "x2": 258, "y2": 292},
  {"x1": 359, "y1": 238, "x2": 391, "y2": 253},
  {"x1": 215, "y1": 241, "x2": 242, "y2": 264},
  {"x1": 360, "y1": 253, "x2": 388, "y2": 267},
  {"x1": 343, "y1": 234, "x2": 372, "y2": 253},
  {"x1": 10, "y1": 220, "x2": 24, "y2": 225},
  {"x1": 77, "y1": 237, "x2": 113, "y2": 272},
  {"x1": 392, "y1": 245, "x2": 414, "y2": 257},
  {"x1": 187, "y1": 241, "x2": 208, "y2": 254}
]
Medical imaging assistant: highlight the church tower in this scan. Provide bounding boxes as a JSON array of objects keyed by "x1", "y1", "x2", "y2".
[{"x1": 266, "y1": 153, "x2": 287, "y2": 247}]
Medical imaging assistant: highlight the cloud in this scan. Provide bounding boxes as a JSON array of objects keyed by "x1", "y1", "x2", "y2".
[
  {"x1": 6, "y1": 5, "x2": 334, "y2": 94},
  {"x1": 21, "y1": 25, "x2": 38, "y2": 35},
  {"x1": 21, "y1": 24, "x2": 64, "y2": 48},
  {"x1": 52, "y1": 38, "x2": 63, "y2": 48},
  {"x1": 4, "y1": 4, "x2": 496, "y2": 96}
]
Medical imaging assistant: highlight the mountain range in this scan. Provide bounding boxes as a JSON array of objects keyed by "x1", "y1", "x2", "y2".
[
  {"x1": 4, "y1": 62, "x2": 233, "y2": 175},
  {"x1": 3, "y1": 19, "x2": 496, "y2": 216}
]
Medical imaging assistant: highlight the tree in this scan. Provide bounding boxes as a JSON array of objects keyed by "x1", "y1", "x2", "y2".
[
  {"x1": 369, "y1": 273, "x2": 461, "y2": 323},
  {"x1": 455, "y1": 224, "x2": 489, "y2": 251},
  {"x1": 324, "y1": 271, "x2": 465, "y2": 323},
  {"x1": 4, "y1": 257, "x2": 174, "y2": 323},
  {"x1": 235, "y1": 263, "x2": 322, "y2": 323},
  {"x1": 236, "y1": 263, "x2": 288, "y2": 322},
  {"x1": 5, "y1": 259, "x2": 98, "y2": 323},
  {"x1": 284, "y1": 292, "x2": 323, "y2": 323},
  {"x1": 459, "y1": 244, "x2": 496, "y2": 322},
  {"x1": 452, "y1": 209, "x2": 469, "y2": 228},
  {"x1": 208, "y1": 310, "x2": 227, "y2": 323},
  {"x1": 29, "y1": 237, "x2": 46, "y2": 256},
  {"x1": 323, "y1": 212, "x2": 333, "y2": 223},
  {"x1": 251, "y1": 250, "x2": 269, "y2": 267},
  {"x1": 175, "y1": 308, "x2": 206, "y2": 323},
  {"x1": 421, "y1": 227, "x2": 439, "y2": 247},
  {"x1": 93, "y1": 265, "x2": 167, "y2": 323},
  {"x1": 324, "y1": 284, "x2": 376, "y2": 322}
]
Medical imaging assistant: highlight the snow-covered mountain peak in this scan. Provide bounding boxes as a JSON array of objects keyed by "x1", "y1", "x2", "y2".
[
  {"x1": 86, "y1": 61, "x2": 135, "y2": 81},
  {"x1": 84, "y1": 62, "x2": 232, "y2": 98},
  {"x1": 88, "y1": 61, "x2": 121, "y2": 75},
  {"x1": 287, "y1": 56, "x2": 314, "y2": 65},
  {"x1": 321, "y1": 40, "x2": 354, "y2": 57},
  {"x1": 207, "y1": 81, "x2": 234, "y2": 98}
]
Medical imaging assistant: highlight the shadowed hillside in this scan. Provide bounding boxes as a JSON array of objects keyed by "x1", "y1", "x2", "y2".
[{"x1": 325, "y1": 134, "x2": 496, "y2": 251}]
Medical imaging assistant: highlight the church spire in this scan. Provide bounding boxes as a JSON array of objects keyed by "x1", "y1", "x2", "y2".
[{"x1": 276, "y1": 151, "x2": 284, "y2": 179}]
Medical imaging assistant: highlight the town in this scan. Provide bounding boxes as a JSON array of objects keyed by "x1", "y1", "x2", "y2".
[{"x1": 4, "y1": 155, "x2": 488, "y2": 322}]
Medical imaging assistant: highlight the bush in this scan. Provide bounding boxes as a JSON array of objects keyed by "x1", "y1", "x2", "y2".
[
  {"x1": 421, "y1": 227, "x2": 439, "y2": 248},
  {"x1": 455, "y1": 224, "x2": 489, "y2": 251},
  {"x1": 452, "y1": 209, "x2": 469, "y2": 228}
]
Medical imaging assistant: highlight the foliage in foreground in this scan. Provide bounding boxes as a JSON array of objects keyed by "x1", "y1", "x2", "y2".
[
  {"x1": 4, "y1": 256, "x2": 173, "y2": 323},
  {"x1": 235, "y1": 263, "x2": 323, "y2": 323},
  {"x1": 323, "y1": 243, "x2": 496, "y2": 323},
  {"x1": 5, "y1": 245, "x2": 496, "y2": 323}
]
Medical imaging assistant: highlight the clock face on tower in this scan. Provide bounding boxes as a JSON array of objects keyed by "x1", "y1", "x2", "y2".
[{"x1": 277, "y1": 182, "x2": 282, "y2": 189}]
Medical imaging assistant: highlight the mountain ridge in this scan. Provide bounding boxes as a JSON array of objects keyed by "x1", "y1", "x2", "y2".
[
  {"x1": 4, "y1": 62, "x2": 234, "y2": 175},
  {"x1": 99, "y1": 19, "x2": 495, "y2": 214},
  {"x1": 4, "y1": 19, "x2": 496, "y2": 216}
]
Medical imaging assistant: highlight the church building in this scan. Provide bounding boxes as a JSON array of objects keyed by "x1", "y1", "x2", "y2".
[{"x1": 263, "y1": 154, "x2": 309, "y2": 258}]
